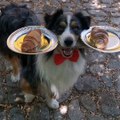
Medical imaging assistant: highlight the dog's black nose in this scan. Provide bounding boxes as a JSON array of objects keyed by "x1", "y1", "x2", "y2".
[{"x1": 64, "y1": 39, "x2": 73, "y2": 47}]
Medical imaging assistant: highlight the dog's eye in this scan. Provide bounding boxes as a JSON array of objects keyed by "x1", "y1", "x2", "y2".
[
  {"x1": 56, "y1": 21, "x2": 66, "y2": 34},
  {"x1": 71, "y1": 21, "x2": 79, "y2": 30},
  {"x1": 59, "y1": 21, "x2": 66, "y2": 28}
]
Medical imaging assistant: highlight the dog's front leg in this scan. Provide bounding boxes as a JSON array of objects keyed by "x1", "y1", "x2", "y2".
[
  {"x1": 20, "y1": 78, "x2": 35, "y2": 103},
  {"x1": 5, "y1": 56, "x2": 21, "y2": 82},
  {"x1": 40, "y1": 81, "x2": 59, "y2": 109}
]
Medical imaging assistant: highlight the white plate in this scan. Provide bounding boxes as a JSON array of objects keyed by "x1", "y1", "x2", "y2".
[
  {"x1": 81, "y1": 26, "x2": 120, "y2": 53},
  {"x1": 7, "y1": 26, "x2": 58, "y2": 55}
]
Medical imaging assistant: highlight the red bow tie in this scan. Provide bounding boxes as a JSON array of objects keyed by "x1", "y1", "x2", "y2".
[{"x1": 54, "y1": 50, "x2": 80, "y2": 65}]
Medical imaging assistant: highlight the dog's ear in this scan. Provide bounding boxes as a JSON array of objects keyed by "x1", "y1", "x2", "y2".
[
  {"x1": 44, "y1": 9, "x2": 63, "y2": 29},
  {"x1": 75, "y1": 12, "x2": 91, "y2": 30}
]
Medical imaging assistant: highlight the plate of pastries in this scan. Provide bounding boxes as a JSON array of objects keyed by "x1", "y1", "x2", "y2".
[
  {"x1": 7, "y1": 26, "x2": 58, "y2": 55},
  {"x1": 81, "y1": 26, "x2": 120, "y2": 53}
]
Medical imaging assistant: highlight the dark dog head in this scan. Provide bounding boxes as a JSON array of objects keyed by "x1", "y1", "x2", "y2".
[
  {"x1": 44, "y1": 9, "x2": 91, "y2": 58},
  {"x1": 0, "y1": 4, "x2": 40, "y2": 35}
]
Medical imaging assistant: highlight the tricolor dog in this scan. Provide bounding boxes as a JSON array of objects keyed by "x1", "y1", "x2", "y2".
[{"x1": 0, "y1": 4, "x2": 91, "y2": 109}]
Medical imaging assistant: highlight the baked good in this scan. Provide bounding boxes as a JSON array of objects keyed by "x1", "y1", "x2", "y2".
[
  {"x1": 88, "y1": 27, "x2": 108, "y2": 49},
  {"x1": 21, "y1": 30, "x2": 40, "y2": 52},
  {"x1": 14, "y1": 29, "x2": 49, "y2": 53},
  {"x1": 22, "y1": 29, "x2": 45, "y2": 52}
]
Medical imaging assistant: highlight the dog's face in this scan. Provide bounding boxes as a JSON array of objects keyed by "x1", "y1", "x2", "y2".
[{"x1": 45, "y1": 10, "x2": 91, "y2": 58}]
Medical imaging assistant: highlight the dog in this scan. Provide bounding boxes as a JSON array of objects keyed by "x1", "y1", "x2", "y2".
[{"x1": 0, "y1": 4, "x2": 91, "y2": 109}]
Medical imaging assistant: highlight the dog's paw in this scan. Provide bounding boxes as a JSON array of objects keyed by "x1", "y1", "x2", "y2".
[
  {"x1": 47, "y1": 98, "x2": 59, "y2": 109},
  {"x1": 24, "y1": 93, "x2": 35, "y2": 103},
  {"x1": 11, "y1": 73, "x2": 20, "y2": 82},
  {"x1": 51, "y1": 85, "x2": 59, "y2": 99}
]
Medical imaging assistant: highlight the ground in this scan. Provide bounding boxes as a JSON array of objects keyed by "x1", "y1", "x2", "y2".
[{"x1": 0, "y1": 0, "x2": 120, "y2": 120}]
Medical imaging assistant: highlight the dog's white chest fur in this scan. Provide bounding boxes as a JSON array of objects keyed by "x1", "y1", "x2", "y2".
[{"x1": 36, "y1": 53, "x2": 85, "y2": 95}]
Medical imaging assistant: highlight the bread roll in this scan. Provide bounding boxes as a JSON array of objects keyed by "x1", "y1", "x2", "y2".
[
  {"x1": 21, "y1": 30, "x2": 41, "y2": 52},
  {"x1": 89, "y1": 27, "x2": 108, "y2": 49}
]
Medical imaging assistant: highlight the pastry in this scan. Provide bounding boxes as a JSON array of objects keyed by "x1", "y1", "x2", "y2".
[
  {"x1": 22, "y1": 29, "x2": 47, "y2": 52},
  {"x1": 14, "y1": 29, "x2": 49, "y2": 53},
  {"x1": 88, "y1": 27, "x2": 108, "y2": 49}
]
